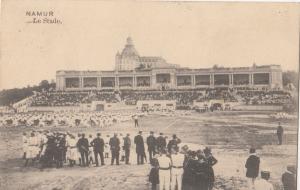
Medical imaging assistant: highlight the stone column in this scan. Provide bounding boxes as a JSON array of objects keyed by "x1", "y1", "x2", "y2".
[
  {"x1": 133, "y1": 76, "x2": 136, "y2": 89},
  {"x1": 210, "y1": 74, "x2": 214, "y2": 88},
  {"x1": 97, "y1": 77, "x2": 101, "y2": 89},
  {"x1": 79, "y1": 77, "x2": 84, "y2": 89}
]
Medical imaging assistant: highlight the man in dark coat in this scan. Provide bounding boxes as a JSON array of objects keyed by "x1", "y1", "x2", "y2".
[
  {"x1": 167, "y1": 134, "x2": 181, "y2": 153},
  {"x1": 156, "y1": 133, "x2": 166, "y2": 153},
  {"x1": 90, "y1": 133, "x2": 105, "y2": 166},
  {"x1": 282, "y1": 165, "x2": 297, "y2": 190},
  {"x1": 245, "y1": 148, "x2": 260, "y2": 189},
  {"x1": 56, "y1": 134, "x2": 66, "y2": 168},
  {"x1": 204, "y1": 147, "x2": 218, "y2": 190},
  {"x1": 134, "y1": 131, "x2": 145, "y2": 165},
  {"x1": 194, "y1": 151, "x2": 209, "y2": 190},
  {"x1": 77, "y1": 133, "x2": 89, "y2": 167},
  {"x1": 123, "y1": 133, "x2": 131, "y2": 164},
  {"x1": 147, "y1": 131, "x2": 156, "y2": 161},
  {"x1": 109, "y1": 133, "x2": 120, "y2": 165},
  {"x1": 277, "y1": 122, "x2": 284, "y2": 145}
]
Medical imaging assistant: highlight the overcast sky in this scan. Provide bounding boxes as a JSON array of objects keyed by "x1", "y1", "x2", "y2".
[{"x1": 1, "y1": 1, "x2": 299, "y2": 90}]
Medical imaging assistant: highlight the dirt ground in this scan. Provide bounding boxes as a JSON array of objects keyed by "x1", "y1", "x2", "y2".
[{"x1": 0, "y1": 111, "x2": 297, "y2": 190}]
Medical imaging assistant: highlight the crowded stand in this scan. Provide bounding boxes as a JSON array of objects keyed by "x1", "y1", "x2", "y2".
[
  {"x1": 25, "y1": 89, "x2": 293, "y2": 110},
  {"x1": 236, "y1": 90, "x2": 292, "y2": 105}
]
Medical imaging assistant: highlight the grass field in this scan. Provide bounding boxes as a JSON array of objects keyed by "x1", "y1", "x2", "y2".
[{"x1": 0, "y1": 110, "x2": 297, "y2": 190}]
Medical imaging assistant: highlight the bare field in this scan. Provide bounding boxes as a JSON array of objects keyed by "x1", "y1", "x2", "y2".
[{"x1": 0, "y1": 111, "x2": 297, "y2": 190}]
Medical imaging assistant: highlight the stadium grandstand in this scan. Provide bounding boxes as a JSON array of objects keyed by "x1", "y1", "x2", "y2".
[{"x1": 6, "y1": 37, "x2": 295, "y2": 113}]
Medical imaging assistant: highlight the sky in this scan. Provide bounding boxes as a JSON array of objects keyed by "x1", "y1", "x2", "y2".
[{"x1": 1, "y1": 1, "x2": 299, "y2": 90}]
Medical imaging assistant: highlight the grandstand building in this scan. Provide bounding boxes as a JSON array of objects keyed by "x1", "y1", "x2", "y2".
[{"x1": 56, "y1": 37, "x2": 283, "y2": 91}]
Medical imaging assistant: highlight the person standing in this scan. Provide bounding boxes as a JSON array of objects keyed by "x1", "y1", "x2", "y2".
[
  {"x1": 147, "y1": 131, "x2": 156, "y2": 161},
  {"x1": 245, "y1": 148, "x2": 260, "y2": 189},
  {"x1": 204, "y1": 147, "x2": 218, "y2": 190},
  {"x1": 170, "y1": 147, "x2": 185, "y2": 190},
  {"x1": 90, "y1": 133, "x2": 105, "y2": 166},
  {"x1": 167, "y1": 134, "x2": 181, "y2": 153},
  {"x1": 156, "y1": 133, "x2": 166, "y2": 153},
  {"x1": 133, "y1": 114, "x2": 139, "y2": 127},
  {"x1": 22, "y1": 132, "x2": 28, "y2": 160},
  {"x1": 282, "y1": 165, "x2": 297, "y2": 190},
  {"x1": 149, "y1": 157, "x2": 159, "y2": 190},
  {"x1": 254, "y1": 171, "x2": 274, "y2": 190},
  {"x1": 277, "y1": 122, "x2": 284, "y2": 145},
  {"x1": 123, "y1": 133, "x2": 131, "y2": 164},
  {"x1": 194, "y1": 150, "x2": 210, "y2": 190},
  {"x1": 134, "y1": 131, "x2": 145, "y2": 165},
  {"x1": 25, "y1": 132, "x2": 39, "y2": 167},
  {"x1": 157, "y1": 149, "x2": 172, "y2": 190},
  {"x1": 76, "y1": 133, "x2": 89, "y2": 167},
  {"x1": 109, "y1": 133, "x2": 120, "y2": 165},
  {"x1": 66, "y1": 134, "x2": 77, "y2": 167}
]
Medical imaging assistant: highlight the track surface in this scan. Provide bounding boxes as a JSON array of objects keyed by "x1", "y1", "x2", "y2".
[{"x1": 0, "y1": 111, "x2": 297, "y2": 190}]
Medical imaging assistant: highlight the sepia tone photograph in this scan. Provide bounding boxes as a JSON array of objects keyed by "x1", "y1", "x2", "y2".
[{"x1": 0, "y1": 1, "x2": 299, "y2": 190}]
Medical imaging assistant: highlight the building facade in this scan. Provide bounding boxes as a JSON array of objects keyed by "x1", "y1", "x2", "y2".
[{"x1": 56, "y1": 38, "x2": 283, "y2": 91}]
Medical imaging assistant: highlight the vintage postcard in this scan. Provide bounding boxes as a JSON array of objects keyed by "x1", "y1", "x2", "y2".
[{"x1": 0, "y1": 1, "x2": 299, "y2": 190}]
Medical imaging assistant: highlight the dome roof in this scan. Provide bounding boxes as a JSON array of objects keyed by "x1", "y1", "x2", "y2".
[{"x1": 121, "y1": 37, "x2": 139, "y2": 57}]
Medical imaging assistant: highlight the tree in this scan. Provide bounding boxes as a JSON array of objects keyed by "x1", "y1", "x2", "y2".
[{"x1": 282, "y1": 71, "x2": 298, "y2": 88}]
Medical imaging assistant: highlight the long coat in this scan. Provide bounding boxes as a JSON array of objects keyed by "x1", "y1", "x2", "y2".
[
  {"x1": 245, "y1": 155, "x2": 260, "y2": 178},
  {"x1": 134, "y1": 135, "x2": 145, "y2": 154},
  {"x1": 147, "y1": 136, "x2": 156, "y2": 151},
  {"x1": 90, "y1": 137, "x2": 105, "y2": 152},
  {"x1": 282, "y1": 172, "x2": 296, "y2": 190},
  {"x1": 109, "y1": 137, "x2": 120, "y2": 152},
  {"x1": 194, "y1": 159, "x2": 209, "y2": 190},
  {"x1": 156, "y1": 136, "x2": 166, "y2": 151}
]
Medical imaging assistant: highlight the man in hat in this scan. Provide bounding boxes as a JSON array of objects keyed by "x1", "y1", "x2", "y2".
[
  {"x1": 157, "y1": 149, "x2": 172, "y2": 190},
  {"x1": 170, "y1": 147, "x2": 185, "y2": 190},
  {"x1": 156, "y1": 133, "x2": 166, "y2": 153},
  {"x1": 90, "y1": 133, "x2": 105, "y2": 166},
  {"x1": 76, "y1": 133, "x2": 89, "y2": 167},
  {"x1": 167, "y1": 134, "x2": 181, "y2": 153},
  {"x1": 147, "y1": 131, "x2": 156, "y2": 161},
  {"x1": 123, "y1": 133, "x2": 131, "y2": 164},
  {"x1": 245, "y1": 148, "x2": 260, "y2": 189},
  {"x1": 109, "y1": 133, "x2": 120, "y2": 165},
  {"x1": 254, "y1": 171, "x2": 274, "y2": 190},
  {"x1": 282, "y1": 165, "x2": 296, "y2": 190},
  {"x1": 276, "y1": 122, "x2": 284, "y2": 145},
  {"x1": 134, "y1": 131, "x2": 145, "y2": 165}
]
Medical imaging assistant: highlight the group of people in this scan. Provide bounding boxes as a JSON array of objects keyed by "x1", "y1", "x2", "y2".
[
  {"x1": 149, "y1": 146, "x2": 218, "y2": 190},
  {"x1": 22, "y1": 129, "x2": 182, "y2": 168},
  {"x1": 245, "y1": 148, "x2": 296, "y2": 190},
  {"x1": 0, "y1": 111, "x2": 141, "y2": 128},
  {"x1": 22, "y1": 128, "x2": 221, "y2": 190}
]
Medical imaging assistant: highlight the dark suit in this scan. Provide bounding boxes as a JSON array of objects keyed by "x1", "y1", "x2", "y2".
[
  {"x1": 91, "y1": 137, "x2": 105, "y2": 166},
  {"x1": 134, "y1": 134, "x2": 145, "y2": 164},
  {"x1": 123, "y1": 136, "x2": 131, "y2": 164},
  {"x1": 77, "y1": 137, "x2": 89, "y2": 166},
  {"x1": 156, "y1": 136, "x2": 166, "y2": 153},
  {"x1": 109, "y1": 136, "x2": 120, "y2": 165},
  {"x1": 147, "y1": 135, "x2": 156, "y2": 161},
  {"x1": 167, "y1": 138, "x2": 181, "y2": 153},
  {"x1": 245, "y1": 155, "x2": 260, "y2": 178},
  {"x1": 282, "y1": 172, "x2": 296, "y2": 190},
  {"x1": 277, "y1": 126, "x2": 284, "y2": 145}
]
